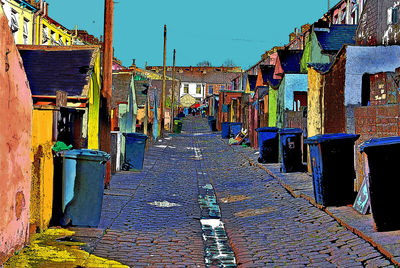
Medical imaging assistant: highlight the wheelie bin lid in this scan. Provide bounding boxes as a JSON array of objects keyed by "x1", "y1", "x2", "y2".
[
  {"x1": 279, "y1": 128, "x2": 302, "y2": 134},
  {"x1": 123, "y1": 132, "x2": 148, "y2": 140},
  {"x1": 63, "y1": 149, "x2": 110, "y2": 161},
  {"x1": 304, "y1": 133, "x2": 359, "y2": 144},
  {"x1": 230, "y1": 122, "x2": 241, "y2": 126},
  {"x1": 256, "y1": 127, "x2": 279, "y2": 132},
  {"x1": 221, "y1": 122, "x2": 230, "y2": 125},
  {"x1": 359, "y1": 136, "x2": 400, "y2": 152}
]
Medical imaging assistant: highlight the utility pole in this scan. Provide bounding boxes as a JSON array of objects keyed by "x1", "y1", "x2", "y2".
[
  {"x1": 170, "y1": 49, "x2": 176, "y2": 131},
  {"x1": 100, "y1": 0, "x2": 113, "y2": 188},
  {"x1": 144, "y1": 81, "x2": 150, "y2": 136},
  {"x1": 328, "y1": 0, "x2": 330, "y2": 11},
  {"x1": 161, "y1": 24, "x2": 167, "y2": 132}
]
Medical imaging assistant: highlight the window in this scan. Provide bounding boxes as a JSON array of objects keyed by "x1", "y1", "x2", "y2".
[
  {"x1": 221, "y1": 85, "x2": 225, "y2": 90},
  {"x1": 196, "y1": 84, "x2": 201, "y2": 94},
  {"x1": 184, "y1": 84, "x2": 189, "y2": 94},
  {"x1": 42, "y1": 25, "x2": 49, "y2": 44},
  {"x1": 51, "y1": 31, "x2": 57, "y2": 45},
  {"x1": 10, "y1": 10, "x2": 19, "y2": 35},
  {"x1": 65, "y1": 39, "x2": 69, "y2": 46},
  {"x1": 208, "y1": 85, "x2": 213, "y2": 95},
  {"x1": 58, "y1": 37, "x2": 64, "y2": 46},
  {"x1": 388, "y1": 7, "x2": 399, "y2": 25},
  {"x1": 341, "y1": 10, "x2": 347, "y2": 24},
  {"x1": 23, "y1": 18, "x2": 29, "y2": 44}
]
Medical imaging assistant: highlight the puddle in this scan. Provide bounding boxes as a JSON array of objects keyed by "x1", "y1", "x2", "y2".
[
  {"x1": 220, "y1": 195, "x2": 252, "y2": 204},
  {"x1": 148, "y1": 200, "x2": 182, "y2": 208},
  {"x1": 234, "y1": 207, "x2": 276, "y2": 218},
  {"x1": 201, "y1": 184, "x2": 213, "y2": 190},
  {"x1": 154, "y1": 145, "x2": 167, "y2": 149}
]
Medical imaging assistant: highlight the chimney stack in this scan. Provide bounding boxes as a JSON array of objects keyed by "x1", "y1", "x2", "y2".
[{"x1": 132, "y1": 59, "x2": 136, "y2": 67}]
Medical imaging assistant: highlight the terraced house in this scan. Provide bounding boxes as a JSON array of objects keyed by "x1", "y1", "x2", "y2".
[{"x1": 1, "y1": 0, "x2": 72, "y2": 45}]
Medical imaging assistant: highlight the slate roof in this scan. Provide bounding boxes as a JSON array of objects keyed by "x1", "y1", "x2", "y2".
[
  {"x1": 112, "y1": 72, "x2": 133, "y2": 108},
  {"x1": 18, "y1": 46, "x2": 97, "y2": 97},
  {"x1": 165, "y1": 70, "x2": 239, "y2": 84},
  {"x1": 315, "y1": 25, "x2": 357, "y2": 53},
  {"x1": 260, "y1": 65, "x2": 280, "y2": 87},
  {"x1": 308, "y1": 63, "x2": 332, "y2": 73},
  {"x1": 147, "y1": 80, "x2": 180, "y2": 105},
  {"x1": 134, "y1": 80, "x2": 148, "y2": 107},
  {"x1": 248, "y1": 75, "x2": 257, "y2": 91},
  {"x1": 277, "y1": 50, "x2": 303, "y2": 74}
]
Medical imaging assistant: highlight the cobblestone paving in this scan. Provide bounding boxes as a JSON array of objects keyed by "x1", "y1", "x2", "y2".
[
  {"x1": 190, "y1": 118, "x2": 393, "y2": 267},
  {"x1": 88, "y1": 116, "x2": 393, "y2": 267}
]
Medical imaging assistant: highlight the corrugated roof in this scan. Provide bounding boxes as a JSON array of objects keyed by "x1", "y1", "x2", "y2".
[
  {"x1": 19, "y1": 47, "x2": 97, "y2": 97},
  {"x1": 277, "y1": 50, "x2": 303, "y2": 74},
  {"x1": 315, "y1": 25, "x2": 357, "y2": 52},
  {"x1": 260, "y1": 65, "x2": 280, "y2": 87}
]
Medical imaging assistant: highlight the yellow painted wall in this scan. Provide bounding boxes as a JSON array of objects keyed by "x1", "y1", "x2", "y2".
[
  {"x1": 245, "y1": 79, "x2": 251, "y2": 93},
  {"x1": 35, "y1": 16, "x2": 72, "y2": 46},
  {"x1": 306, "y1": 67, "x2": 325, "y2": 174},
  {"x1": 87, "y1": 52, "x2": 101, "y2": 149},
  {"x1": 307, "y1": 66, "x2": 324, "y2": 138},
  {"x1": 30, "y1": 107, "x2": 57, "y2": 232},
  {"x1": 4, "y1": 0, "x2": 35, "y2": 44}
]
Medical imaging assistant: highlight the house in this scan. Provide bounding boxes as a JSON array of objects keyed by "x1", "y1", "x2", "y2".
[
  {"x1": 300, "y1": 23, "x2": 358, "y2": 73},
  {"x1": 0, "y1": 5, "x2": 32, "y2": 264},
  {"x1": 1, "y1": 0, "x2": 36, "y2": 44},
  {"x1": 307, "y1": 45, "x2": 400, "y2": 189},
  {"x1": 18, "y1": 44, "x2": 102, "y2": 232},
  {"x1": 274, "y1": 50, "x2": 307, "y2": 130},
  {"x1": 112, "y1": 70, "x2": 137, "y2": 134},
  {"x1": 322, "y1": 0, "x2": 366, "y2": 25},
  {"x1": 356, "y1": 0, "x2": 400, "y2": 46},
  {"x1": 2, "y1": 0, "x2": 73, "y2": 46},
  {"x1": 246, "y1": 75, "x2": 258, "y2": 147},
  {"x1": 146, "y1": 66, "x2": 241, "y2": 112}
]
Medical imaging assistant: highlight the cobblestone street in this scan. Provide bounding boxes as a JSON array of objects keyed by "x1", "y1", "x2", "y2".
[{"x1": 78, "y1": 116, "x2": 393, "y2": 267}]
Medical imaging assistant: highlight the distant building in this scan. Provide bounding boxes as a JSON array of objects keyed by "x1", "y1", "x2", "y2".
[{"x1": 146, "y1": 66, "x2": 242, "y2": 104}]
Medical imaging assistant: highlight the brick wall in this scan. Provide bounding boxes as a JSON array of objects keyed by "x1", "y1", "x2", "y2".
[
  {"x1": 354, "y1": 104, "x2": 400, "y2": 189},
  {"x1": 323, "y1": 49, "x2": 347, "y2": 133},
  {"x1": 356, "y1": 0, "x2": 400, "y2": 46}
]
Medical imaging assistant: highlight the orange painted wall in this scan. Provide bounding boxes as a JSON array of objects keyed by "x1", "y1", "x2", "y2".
[{"x1": 0, "y1": 5, "x2": 32, "y2": 264}]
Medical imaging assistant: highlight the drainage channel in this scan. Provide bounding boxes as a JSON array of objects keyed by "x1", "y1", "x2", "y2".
[{"x1": 192, "y1": 141, "x2": 237, "y2": 267}]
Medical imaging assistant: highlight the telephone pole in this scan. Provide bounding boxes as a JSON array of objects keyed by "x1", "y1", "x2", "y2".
[
  {"x1": 170, "y1": 49, "x2": 176, "y2": 131},
  {"x1": 161, "y1": 25, "x2": 167, "y2": 132},
  {"x1": 100, "y1": 0, "x2": 113, "y2": 188}
]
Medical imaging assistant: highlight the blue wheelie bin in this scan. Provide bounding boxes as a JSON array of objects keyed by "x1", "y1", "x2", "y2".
[
  {"x1": 305, "y1": 134, "x2": 359, "y2": 206},
  {"x1": 208, "y1": 116, "x2": 217, "y2": 132},
  {"x1": 256, "y1": 127, "x2": 279, "y2": 163},
  {"x1": 230, "y1": 122, "x2": 242, "y2": 137},
  {"x1": 124, "y1": 133, "x2": 148, "y2": 170},
  {"x1": 279, "y1": 128, "x2": 303, "y2": 173},
  {"x1": 221, "y1": 122, "x2": 230, "y2": 139},
  {"x1": 359, "y1": 137, "x2": 400, "y2": 231},
  {"x1": 61, "y1": 149, "x2": 110, "y2": 227}
]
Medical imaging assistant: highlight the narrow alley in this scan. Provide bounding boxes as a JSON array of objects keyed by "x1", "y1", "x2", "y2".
[{"x1": 57, "y1": 117, "x2": 392, "y2": 267}]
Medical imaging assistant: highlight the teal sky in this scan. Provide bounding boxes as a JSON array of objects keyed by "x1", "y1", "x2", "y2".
[{"x1": 49, "y1": 0, "x2": 336, "y2": 69}]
